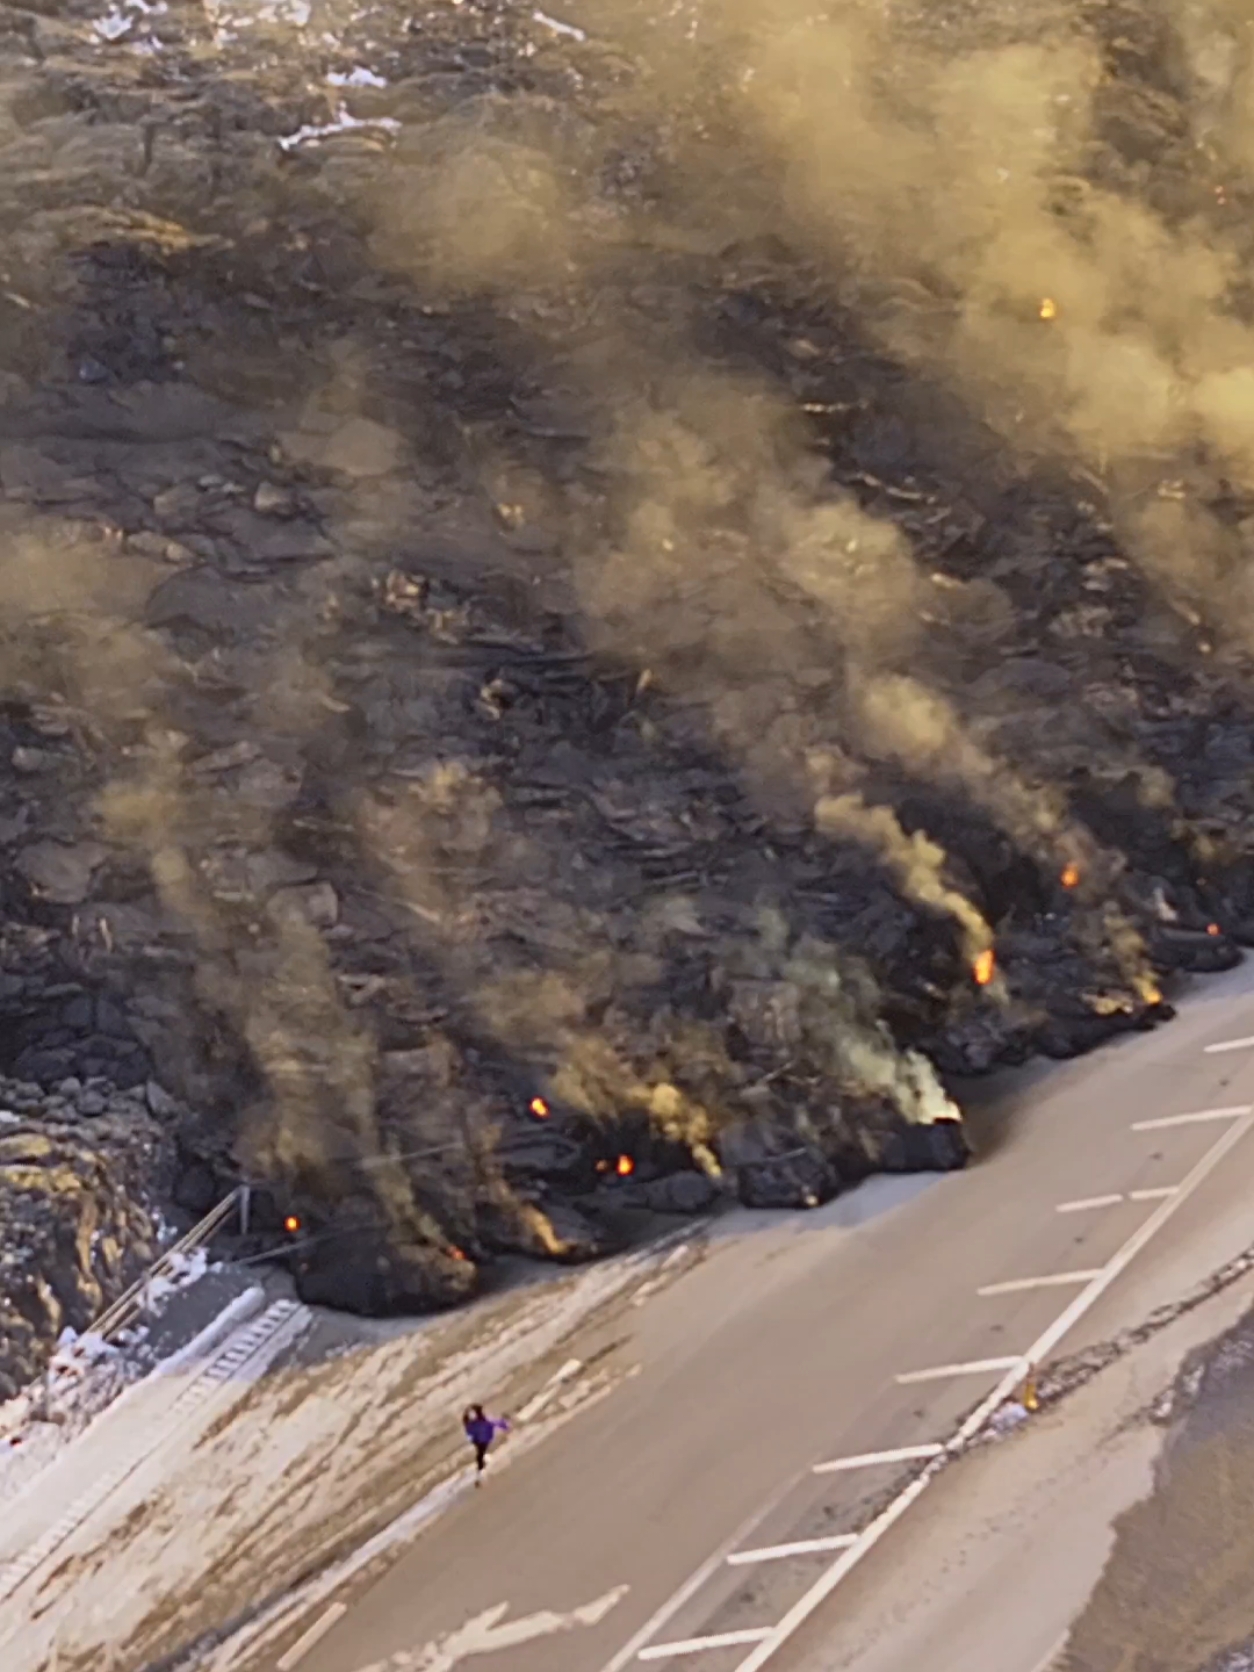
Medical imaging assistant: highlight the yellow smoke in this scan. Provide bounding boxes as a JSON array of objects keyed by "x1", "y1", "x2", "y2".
[
  {"x1": 855, "y1": 672, "x2": 1082, "y2": 868},
  {"x1": 815, "y1": 792, "x2": 994, "y2": 965}
]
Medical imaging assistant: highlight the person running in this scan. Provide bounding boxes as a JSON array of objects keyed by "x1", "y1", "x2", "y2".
[{"x1": 462, "y1": 1404, "x2": 509, "y2": 1484}]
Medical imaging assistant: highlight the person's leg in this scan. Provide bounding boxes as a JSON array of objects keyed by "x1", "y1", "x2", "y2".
[{"x1": 474, "y1": 1441, "x2": 489, "y2": 1482}]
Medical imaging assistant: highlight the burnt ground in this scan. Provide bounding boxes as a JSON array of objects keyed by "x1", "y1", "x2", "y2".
[{"x1": 4, "y1": 0, "x2": 1254, "y2": 1374}]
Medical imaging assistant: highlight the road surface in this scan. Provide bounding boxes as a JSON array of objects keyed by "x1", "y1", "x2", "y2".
[{"x1": 261, "y1": 964, "x2": 1254, "y2": 1672}]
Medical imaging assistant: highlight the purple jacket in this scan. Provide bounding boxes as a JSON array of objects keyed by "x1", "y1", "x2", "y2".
[{"x1": 465, "y1": 1414, "x2": 508, "y2": 1447}]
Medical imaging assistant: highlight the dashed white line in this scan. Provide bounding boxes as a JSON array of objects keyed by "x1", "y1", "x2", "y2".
[
  {"x1": 727, "y1": 1108, "x2": 1254, "y2": 1672},
  {"x1": 894, "y1": 1356, "x2": 1025, "y2": 1386},
  {"x1": 1057, "y1": 1187, "x2": 1179, "y2": 1213},
  {"x1": 639, "y1": 1627, "x2": 772, "y2": 1660},
  {"x1": 1055, "y1": 1193, "x2": 1124, "y2": 1214},
  {"x1": 275, "y1": 1602, "x2": 348, "y2": 1672},
  {"x1": 812, "y1": 1444, "x2": 943, "y2": 1475},
  {"x1": 595, "y1": 1469, "x2": 817, "y2": 1672},
  {"x1": 1131, "y1": 1105, "x2": 1251, "y2": 1131},
  {"x1": 977, "y1": 1270, "x2": 1103, "y2": 1298},
  {"x1": 727, "y1": 1536, "x2": 857, "y2": 1566},
  {"x1": 1203, "y1": 1036, "x2": 1254, "y2": 1055}
]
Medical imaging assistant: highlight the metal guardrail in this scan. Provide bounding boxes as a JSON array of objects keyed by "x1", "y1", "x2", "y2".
[
  {"x1": 90, "y1": 1186, "x2": 247, "y2": 1345},
  {"x1": 2, "y1": 1188, "x2": 250, "y2": 1434}
]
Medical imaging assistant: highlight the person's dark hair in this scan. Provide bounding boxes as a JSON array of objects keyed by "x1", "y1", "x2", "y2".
[{"x1": 465, "y1": 1403, "x2": 485, "y2": 1422}]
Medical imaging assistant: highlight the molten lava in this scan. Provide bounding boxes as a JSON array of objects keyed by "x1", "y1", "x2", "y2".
[
  {"x1": 1060, "y1": 862, "x2": 1080, "y2": 888},
  {"x1": 973, "y1": 948, "x2": 996, "y2": 986},
  {"x1": 529, "y1": 1096, "x2": 550, "y2": 1118},
  {"x1": 615, "y1": 1154, "x2": 635, "y2": 1177},
  {"x1": 283, "y1": 1214, "x2": 301, "y2": 1234}
]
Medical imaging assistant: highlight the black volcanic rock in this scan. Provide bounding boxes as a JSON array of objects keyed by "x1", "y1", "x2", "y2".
[
  {"x1": 0, "y1": 0, "x2": 1251, "y2": 1350},
  {"x1": 292, "y1": 1230, "x2": 477, "y2": 1316}
]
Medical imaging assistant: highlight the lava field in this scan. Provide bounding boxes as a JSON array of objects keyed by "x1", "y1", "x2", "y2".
[{"x1": 3, "y1": 0, "x2": 1254, "y2": 1372}]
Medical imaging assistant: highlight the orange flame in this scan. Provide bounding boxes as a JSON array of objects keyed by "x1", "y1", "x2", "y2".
[
  {"x1": 973, "y1": 948, "x2": 996, "y2": 987},
  {"x1": 1060, "y1": 863, "x2": 1080, "y2": 889},
  {"x1": 448, "y1": 1245, "x2": 468, "y2": 1262},
  {"x1": 616, "y1": 1154, "x2": 635, "y2": 1177},
  {"x1": 283, "y1": 1214, "x2": 301, "y2": 1234},
  {"x1": 1207, "y1": 922, "x2": 1221, "y2": 937},
  {"x1": 1039, "y1": 297, "x2": 1058, "y2": 320},
  {"x1": 529, "y1": 1096, "x2": 550, "y2": 1118}
]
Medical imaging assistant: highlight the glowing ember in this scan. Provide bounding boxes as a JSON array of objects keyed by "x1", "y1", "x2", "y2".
[
  {"x1": 283, "y1": 1214, "x2": 301, "y2": 1234},
  {"x1": 448, "y1": 1245, "x2": 468, "y2": 1261},
  {"x1": 1039, "y1": 297, "x2": 1058, "y2": 320},
  {"x1": 529, "y1": 1096, "x2": 550, "y2": 1118},
  {"x1": 973, "y1": 948, "x2": 996, "y2": 986},
  {"x1": 1207, "y1": 922, "x2": 1221, "y2": 937},
  {"x1": 1060, "y1": 862, "x2": 1080, "y2": 888},
  {"x1": 1145, "y1": 987, "x2": 1162, "y2": 1006},
  {"x1": 615, "y1": 1154, "x2": 635, "y2": 1177}
]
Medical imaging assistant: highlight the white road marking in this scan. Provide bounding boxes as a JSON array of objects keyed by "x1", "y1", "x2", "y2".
[
  {"x1": 1132, "y1": 1105, "x2": 1251, "y2": 1130},
  {"x1": 381, "y1": 1588, "x2": 631, "y2": 1672},
  {"x1": 726, "y1": 1109, "x2": 1254, "y2": 1672},
  {"x1": 639, "y1": 1629, "x2": 772, "y2": 1661},
  {"x1": 1055, "y1": 1194, "x2": 1123, "y2": 1214},
  {"x1": 977, "y1": 1270, "x2": 1103, "y2": 1298},
  {"x1": 276, "y1": 1602, "x2": 347, "y2": 1671},
  {"x1": 727, "y1": 1536, "x2": 857, "y2": 1565},
  {"x1": 1025, "y1": 1629, "x2": 1070, "y2": 1672},
  {"x1": 1204, "y1": 1035, "x2": 1254, "y2": 1054},
  {"x1": 1056, "y1": 1187, "x2": 1178, "y2": 1213},
  {"x1": 894, "y1": 1356, "x2": 1025, "y2": 1385},
  {"x1": 812, "y1": 1444, "x2": 943, "y2": 1475},
  {"x1": 595, "y1": 1465, "x2": 819, "y2": 1672}
]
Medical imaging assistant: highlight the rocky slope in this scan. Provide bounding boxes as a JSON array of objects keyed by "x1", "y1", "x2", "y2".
[
  {"x1": 0, "y1": 1076, "x2": 171, "y2": 1398},
  {"x1": 2, "y1": 0, "x2": 1254, "y2": 1363}
]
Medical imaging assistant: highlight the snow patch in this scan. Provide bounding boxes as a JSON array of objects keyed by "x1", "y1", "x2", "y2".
[
  {"x1": 533, "y1": 8, "x2": 587, "y2": 41},
  {"x1": 0, "y1": 1281, "x2": 263, "y2": 1512},
  {"x1": 327, "y1": 66, "x2": 388, "y2": 88},
  {"x1": 143, "y1": 1245, "x2": 212, "y2": 1307},
  {"x1": 279, "y1": 103, "x2": 400, "y2": 151},
  {"x1": 202, "y1": 0, "x2": 311, "y2": 42},
  {"x1": 91, "y1": 0, "x2": 166, "y2": 41}
]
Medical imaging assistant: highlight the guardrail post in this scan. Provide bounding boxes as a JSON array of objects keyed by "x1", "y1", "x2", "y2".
[{"x1": 36, "y1": 1362, "x2": 52, "y2": 1423}]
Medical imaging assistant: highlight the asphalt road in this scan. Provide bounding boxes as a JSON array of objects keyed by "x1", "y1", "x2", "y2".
[{"x1": 282, "y1": 966, "x2": 1254, "y2": 1672}]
